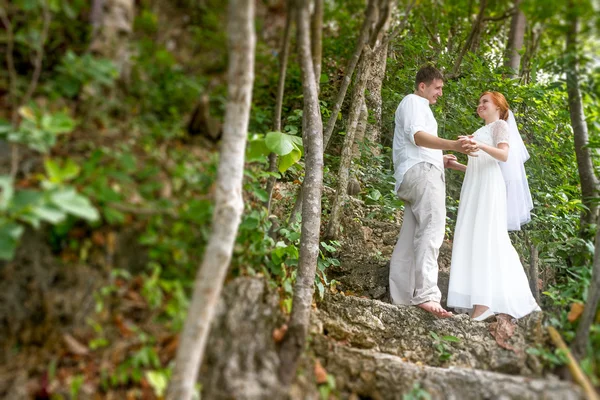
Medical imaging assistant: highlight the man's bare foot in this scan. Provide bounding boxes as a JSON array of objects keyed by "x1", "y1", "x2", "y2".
[{"x1": 417, "y1": 301, "x2": 453, "y2": 318}]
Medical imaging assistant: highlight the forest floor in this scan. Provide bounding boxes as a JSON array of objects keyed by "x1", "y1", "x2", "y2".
[{"x1": 0, "y1": 160, "x2": 589, "y2": 399}]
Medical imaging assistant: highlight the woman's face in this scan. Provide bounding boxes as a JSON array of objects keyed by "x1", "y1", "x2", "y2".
[{"x1": 477, "y1": 94, "x2": 500, "y2": 120}]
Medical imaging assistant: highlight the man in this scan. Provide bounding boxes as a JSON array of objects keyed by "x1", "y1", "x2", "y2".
[{"x1": 389, "y1": 65, "x2": 476, "y2": 318}]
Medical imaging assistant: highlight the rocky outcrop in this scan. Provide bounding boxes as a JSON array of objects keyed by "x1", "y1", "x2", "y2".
[
  {"x1": 313, "y1": 337, "x2": 584, "y2": 400},
  {"x1": 199, "y1": 277, "x2": 288, "y2": 399},
  {"x1": 313, "y1": 292, "x2": 545, "y2": 376}
]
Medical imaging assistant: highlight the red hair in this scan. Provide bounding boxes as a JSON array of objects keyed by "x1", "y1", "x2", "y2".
[{"x1": 480, "y1": 91, "x2": 510, "y2": 121}]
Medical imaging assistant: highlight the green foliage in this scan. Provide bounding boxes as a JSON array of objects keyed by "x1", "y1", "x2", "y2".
[
  {"x1": 403, "y1": 382, "x2": 431, "y2": 400},
  {"x1": 0, "y1": 106, "x2": 75, "y2": 152},
  {"x1": 53, "y1": 51, "x2": 119, "y2": 99},
  {"x1": 0, "y1": 157, "x2": 99, "y2": 260},
  {"x1": 247, "y1": 130, "x2": 304, "y2": 173},
  {"x1": 429, "y1": 331, "x2": 460, "y2": 362}
]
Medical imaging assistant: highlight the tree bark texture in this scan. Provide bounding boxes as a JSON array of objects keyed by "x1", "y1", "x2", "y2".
[
  {"x1": 199, "y1": 278, "x2": 286, "y2": 399},
  {"x1": 311, "y1": 0, "x2": 323, "y2": 87},
  {"x1": 451, "y1": 0, "x2": 488, "y2": 77},
  {"x1": 322, "y1": 0, "x2": 378, "y2": 149},
  {"x1": 565, "y1": 10, "x2": 599, "y2": 229},
  {"x1": 165, "y1": 1, "x2": 255, "y2": 399},
  {"x1": 352, "y1": 100, "x2": 368, "y2": 157},
  {"x1": 572, "y1": 216, "x2": 600, "y2": 360},
  {"x1": 266, "y1": 1, "x2": 294, "y2": 214},
  {"x1": 503, "y1": 0, "x2": 525, "y2": 78},
  {"x1": 325, "y1": 50, "x2": 374, "y2": 240},
  {"x1": 364, "y1": 40, "x2": 388, "y2": 154},
  {"x1": 278, "y1": 0, "x2": 324, "y2": 386},
  {"x1": 362, "y1": 0, "x2": 392, "y2": 155},
  {"x1": 89, "y1": 0, "x2": 134, "y2": 81}
]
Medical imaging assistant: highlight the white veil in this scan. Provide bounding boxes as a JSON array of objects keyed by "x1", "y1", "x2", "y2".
[{"x1": 499, "y1": 110, "x2": 533, "y2": 231}]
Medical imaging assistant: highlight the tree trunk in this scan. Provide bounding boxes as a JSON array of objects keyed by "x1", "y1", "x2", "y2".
[
  {"x1": 311, "y1": 0, "x2": 323, "y2": 87},
  {"x1": 352, "y1": 100, "x2": 368, "y2": 157},
  {"x1": 89, "y1": 0, "x2": 104, "y2": 38},
  {"x1": 165, "y1": 1, "x2": 255, "y2": 399},
  {"x1": 503, "y1": 0, "x2": 525, "y2": 78},
  {"x1": 519, "y1": 24, "x2": 541, "y2": 83},
  {"x1": 278, "y1": 0, "x2": 324, "y2": 385},
  {"x1": 362, "y1": 0, "x2": 392, "y2": 155},
  {"x1": 451, "y1": 0, "x2": 488, "y2": 77},
  {"x1": 364, "y1": 40, "x2": 388, "y2": 155},
  {"x1": 325, "y1": 50, "x2": 373, "y2": 240},
  {"x1": 572, "y1": 216, "x2": 600, "y2": 360},
  {"x1": 322, "y1": 0, "x2": 378, "y2": 149},
  {"x1": 266, "y1": 1, "x2": 294, "y2": 215},
  {"x1": 565, "y1": 9, "x2": 599, "y2": 230},
  {"x1": 89, "y1": 0, "x2": 135, "y2": 82}
]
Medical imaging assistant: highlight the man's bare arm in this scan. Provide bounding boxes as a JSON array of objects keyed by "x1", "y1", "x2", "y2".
[{"x1": 414, "y1": 131, "x2": 475, "y2": 154}]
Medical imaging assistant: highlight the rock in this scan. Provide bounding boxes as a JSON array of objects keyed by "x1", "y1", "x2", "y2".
[
  {"x1": 313, "y1": 293, "x2": 546, "y2": 376},
  {"x1": 199, "y1": 277, "x2": 287, "y2": 399},
  {"x1": 313, "y1": 337, "x2": 583, "y2": 400}
]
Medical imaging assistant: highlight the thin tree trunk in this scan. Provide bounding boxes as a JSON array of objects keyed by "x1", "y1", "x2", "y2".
[
  {"x1": 352, "y1": 100, "x2": 368, "y2": 157},
  {"x1": 165, "y1": 1, "x2": 255, "y2": 398},
  {"x1": 503, "y1": 0, "x2": 525, "y2": 78},
  {"x1": 451, "y1": 0, "x2": 488, "y2": 77},
  {"x1": 89, "y1": 0, "x2": 104, "y2": 39},
  {"x1": 322, "y1": 0, "x2": 378, "y2": 149},
  {"x1": 325, "y1": 49, "x2": 373, "y2": 239},
  {"x1": 266, "y1": 1, "x2": 294, "y2": 215},
  {"x1": 278, "y1": 0, "x2": 324, "y2": 385},
  {"x1": 565, "y1": 9, "x2": 599, "y2": 230},
  {"x1": 311, "y1": 0, "x2": 323, "y2": 87},
  {"x1": 363, "y1": 0, "x2": 392, "y2": 155},
  {"x1": 519, "y1": 24, "x2": 541, "y2": 83},
  {"x1": 288, "y1": 0, "x2": 377, "y2": 225},
  {"x1": 89, "y1": 0, "x2": 134, "y2": 82},
  {"x1": 572, "y1": 215, "x2": 600, "y2": 360}
]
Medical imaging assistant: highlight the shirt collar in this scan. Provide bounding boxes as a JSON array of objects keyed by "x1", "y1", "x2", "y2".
[{"x1": 411, "y1": 93, "x2": 430, "y2": 105}]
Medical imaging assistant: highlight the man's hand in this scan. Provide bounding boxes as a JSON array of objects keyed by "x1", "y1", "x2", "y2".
[{"x1": 458, "y1": 135, "x2": 479, "y2": 156}]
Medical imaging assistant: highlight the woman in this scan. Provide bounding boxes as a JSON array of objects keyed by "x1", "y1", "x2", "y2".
[{"x1": 447, "y1": 92, "x2": 540, "y2": 321}]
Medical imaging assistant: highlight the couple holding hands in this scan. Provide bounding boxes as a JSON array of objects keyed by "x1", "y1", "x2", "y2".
[{"x1": 389, "y1": 65, "x2": 540, "y2": 321}]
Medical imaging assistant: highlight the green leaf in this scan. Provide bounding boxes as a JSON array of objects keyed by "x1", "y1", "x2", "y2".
[
  {"x1": 0, "y1": 222, "x2": 24, "y2": 260},
  {"x1": 246, "y1": 137, "x2": 269, "y2": 161},
  {"x1": 442, "y1": 335, "x2": 461, "y2": 343},
  {"x1": 51, "y1": 188, "x2": 99, "y2": 221},
  {"x1": 254, "y1": 188, "x2": 269, "y2": 202},
  {"x1": 0, "y1": 119, "x2": 13, "y2": 134},
  {"x1": 32, "y1": 205, "x2": 66, "y2": 224},
  {"x1": 145, "y1": 370, "x2": 168, "y2": 397},
  {"x1": 0, "y1": 176, "x2": 14, "y2": 210},
  {"x1": 278, "y1": 148, "x2": 302, "y2": 173},
  {"x1": 43, "y1": 112, "x2": 76, "y2": 134},
  {"x1": 265, "y1": 131, "x2": 296, "y2": 156}
]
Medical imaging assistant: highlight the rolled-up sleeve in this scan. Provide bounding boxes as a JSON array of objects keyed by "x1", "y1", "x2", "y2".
[{"x1": 400, "y1": 97, "x2": 428, "y2": 146}]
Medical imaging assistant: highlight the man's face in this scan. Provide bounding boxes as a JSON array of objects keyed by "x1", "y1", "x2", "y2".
[{"x1": 420, "y1": 79, "x2": 444, "y2": 104}]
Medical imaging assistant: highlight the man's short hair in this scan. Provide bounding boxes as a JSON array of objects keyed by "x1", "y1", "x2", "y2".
[{"x1": 415, "y1": 65, "x2": 444, "y2": 89}]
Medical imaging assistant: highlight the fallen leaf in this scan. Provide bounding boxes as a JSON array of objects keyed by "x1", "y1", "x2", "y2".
[
  {"x1": 314, "y1": 360, "x2": 328, "y2": 384},
  {"x1": 488, "y1": 314, "x2": 517, "y2": 353},
  {"x1": 567, "y1": 303, "x2": 584, "y2": 322},
  {"x1": 91, "y1": 231, "x2": 106, "y2": 246},
  {"x1": 114, "y1": 315, "x2": 134, "y2": 338},
  {"x1": 63, "y1": 333, "x2": 89, "y2": 356},
  {"x1": 272, "y1": 324, "x2": 288, "y2": 343}
]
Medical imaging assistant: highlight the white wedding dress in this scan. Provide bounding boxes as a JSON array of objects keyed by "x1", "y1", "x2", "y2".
[{"x1": 447, "y1": 120, "x2": 540, "y2": 319}]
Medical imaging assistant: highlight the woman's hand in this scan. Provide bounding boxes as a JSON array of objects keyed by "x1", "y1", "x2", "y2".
[{"x1": 443, "y1": 154, "x2": 467, "y2": 172}]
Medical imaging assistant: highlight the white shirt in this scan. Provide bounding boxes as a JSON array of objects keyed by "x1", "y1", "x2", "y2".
[{"x1": 393, "y1": 93, "x2": 444, "y2": 192}]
